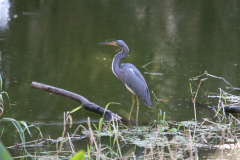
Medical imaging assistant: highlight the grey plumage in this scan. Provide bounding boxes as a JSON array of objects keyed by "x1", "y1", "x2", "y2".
[{"x1": 99, "y1": 40, "x2": 151, "y2": 107}]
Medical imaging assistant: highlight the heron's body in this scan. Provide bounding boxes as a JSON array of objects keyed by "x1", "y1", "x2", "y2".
[
  {"x1": 100, "y1": 40, "x2": 151, "y2": 122},
  {"x1": 118, "y1": 63, "x2": 151, "y2": 106}
]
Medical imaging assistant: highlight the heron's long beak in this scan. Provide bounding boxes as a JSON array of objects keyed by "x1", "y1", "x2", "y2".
[{"x1": 99, "y1": 41, "x2": 117, "y2": 46}]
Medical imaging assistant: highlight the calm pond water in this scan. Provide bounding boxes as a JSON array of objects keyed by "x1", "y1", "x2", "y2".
[{"x1": 1, "y1": 0, "x2": 240, "y2": 158}]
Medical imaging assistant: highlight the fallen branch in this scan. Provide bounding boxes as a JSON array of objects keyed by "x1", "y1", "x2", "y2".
[
  {"x1": 215, "y1": 105, "x2": 240, "y2": 113},
  {"x1": 189, "y1": 70, "x2": 235, "y2": 89},
  {"x1": 31, "y1": 82, "x2": 121, "y2": 120}
]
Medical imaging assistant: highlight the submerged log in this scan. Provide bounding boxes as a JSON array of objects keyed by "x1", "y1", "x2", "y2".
[
  {"x1": 212, "y1": 105, "x2": 240, "y2": 113},
  {"x1": 222, "y1": 106, "x2": 240, "y2": 113},
  {"x1": 31, "y1": 82, "x2": 121, "y2": 120}
]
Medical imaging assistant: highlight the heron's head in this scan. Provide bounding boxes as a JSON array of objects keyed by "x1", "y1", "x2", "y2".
[{"x1": 99, "y1": 40, "x2": 126, "y2": 47}]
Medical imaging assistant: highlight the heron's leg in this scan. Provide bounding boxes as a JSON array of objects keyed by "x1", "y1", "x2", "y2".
[
  {"x1": 136, "y1": 96, "x2": 139, "y2": 124},
  {"x1": 128, "y1": 93, "x2": 135, "y2": 121}
]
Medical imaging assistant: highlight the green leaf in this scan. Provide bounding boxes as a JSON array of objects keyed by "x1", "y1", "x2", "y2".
[
  {"x1": 2, "y1": 91, "x2": 10, "y2": 106},
  {"x1": 0, "y1": 141, "x2": 12, "y2": 160},
  {"x1": 70, "y1": 150, "x2": 85, "y2": 160},
  {"x1": 98, "y1": 118, "x2": 103, "y2": 133},
  {"x1": 98, "y1": 118, "x2": 103, "y2": 140},
  {"x1": 69, "y1": 106, "x2": 82, "y2": 114},
  {"x1": 163, "y1": 112, "x2": 165, "y2": 121},
  {"x1": 87, "y1": 145, "x2": 90, "y2": 160},
  {"x1": 92, "y1": 123, "x2": 98, "y2": 130},
  {"x1": 190, "y1": 83, "x2": 192, "y2": 94},
  {"x1": 20, "y1": 121, "x2": 32, "y2": 137},
  {"x1": 113, "y1": 135, "x2": 116, "y2": 147},
  {"x1": 177, "y1": 123, "x2": 182, "y2": 131},
  {"x1": 103, "y1": 102, "x2": 121, "y2": 117},
  {"x1": 168, "y1": 128, "x2": 177, "y2": 133},
  {"x1": 108, "y1": 124, "x2": 112, "y2": 147},
  {"x1": 0, "y1": 75, "x2": 2, "y2": 92},
  {"x1": 2, "y1": 118, "x2": 15, "y2": 122}
]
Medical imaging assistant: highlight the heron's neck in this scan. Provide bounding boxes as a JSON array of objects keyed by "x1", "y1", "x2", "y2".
[{"x1": 112, "y1": 45, "x2": 129, "y2": 82}]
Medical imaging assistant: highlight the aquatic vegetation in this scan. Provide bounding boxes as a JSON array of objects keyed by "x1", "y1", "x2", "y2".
[
  {"x1": 0, "y1": 75, "x2": 43, "y2": 159},
  {"x1": 0, "y1": 75, "x2": 10, "y2": 117},
  {"x1": 3, "y1": 72, "x2": 240, "y2": 159}
]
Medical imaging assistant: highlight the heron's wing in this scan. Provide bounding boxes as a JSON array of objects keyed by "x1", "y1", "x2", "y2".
[
  {"x1": 121, "y1": 63, "x2": 147, "y2": 85},
  {"x1": 122, "y1": 64, "x2": 151, "y2": 106}
]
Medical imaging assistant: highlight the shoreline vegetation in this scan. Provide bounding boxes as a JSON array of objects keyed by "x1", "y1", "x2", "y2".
[{"x1": 1, "y1": 71, "x2": 240, "y2": 159}]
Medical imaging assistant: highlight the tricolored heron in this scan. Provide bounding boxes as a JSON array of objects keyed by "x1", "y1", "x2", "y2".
[{"x1": 99, "y1": 40, "x2": 152, "y2": 122}]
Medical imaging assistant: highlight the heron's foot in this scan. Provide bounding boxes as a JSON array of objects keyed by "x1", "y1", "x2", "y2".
[{"x1": 157, "y1": 99, "x2": 168, "y2": 102}]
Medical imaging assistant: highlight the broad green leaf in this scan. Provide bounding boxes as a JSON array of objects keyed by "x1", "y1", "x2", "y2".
[
  {"x1": 70, "y1": 150, "x2": 85, "y2": 160},
  {"x1": 0, "y1": 141, "x2": 12, "y2": 160}
]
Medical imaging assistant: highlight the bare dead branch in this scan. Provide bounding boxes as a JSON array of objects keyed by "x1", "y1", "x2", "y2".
[{"x1": 31, "y1": 81, "x2": 121, "y2": 120}]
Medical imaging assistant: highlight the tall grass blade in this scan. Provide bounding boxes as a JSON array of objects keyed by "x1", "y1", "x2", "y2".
[
  {"x1": 113, "y1": 135, "x2": 116, "y2": 147},
  {"x1": 69, "y1": 106, "x2": 82, "y2": 114},
  {"x1": 92, "y1": 123, "x2": 98, "y2": 130},
  {"x1": 103, "y1": 102, "x2": 121, "y2": 118},
  {"x1": 0, "y1": 75, "x2": 2, "y2": 93},
  {"x1": 177, "y1": 123, "x2": 182, "y2": 131},
  {"x1": 163, "y1": 112, "x2": 165, "y2": 121},
  {"x1": 0, "y1": 127, "x2": 4, "y2": 139},
  {"x1": 87, "y1": 144, "x2": 90, "y2": 160},
  {"x1": 98, "y1": 118, "x2": 103, "y2": 133},
  {"x1": 1, "y1": 91, "x2": 10, "y2": 106},
  {"x1": 98, "y1": 117, "x2": 103, "y2": 139},
  {"x1": 20, "y1": 121, "x2": 32, "y2": 137},
  {"x1": 190, "y1": 83, "x2": 193, "y2": 94}
]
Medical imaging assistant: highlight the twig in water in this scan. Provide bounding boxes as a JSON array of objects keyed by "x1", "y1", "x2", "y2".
[
  {"x1": 229, "y1": 113, "x2": 240, "y2": 124},
  {"x1": 189, "y1": 71, "x2": 235, "y2": 89},
  {"x1": 144, "y1": 72, "x2": 163, "y2": 76},
  {"x1": 216, "y1": 88, "x2": 225, "y2": 120},
  {"x1": 7, "y1": 138, "x2": 46, "y2": 148},
  {"x1": 152, "y1": 91, "x2": 168, "y2": 102},
  {"x1": 192, "y1": 78, "x2": 207, "y2": 145},
  {"x1": 141, "y1": 57, "x2": 162, "y2": 68},
  {"x1": 203, "y1": 118, "x2": 238, "y2": 143},
  {"x1": 111, "y1": 116, "x2": 122, "y2": 158},
  {"x1": 192, "y1": 78, "x2": 207, "y2": 103},
  {"x1": 67, "y1": 132, "x2": 75, "y2": 154},
  {"x1": 58, "y1": 112, "x2": 68, "y2": 154}
]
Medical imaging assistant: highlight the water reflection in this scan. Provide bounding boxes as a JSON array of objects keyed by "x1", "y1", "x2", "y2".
[
  {"x1": 1, "y1": 1, "x2": 240, "y2": 158},
  {"x1": 0, "y1": 0, "x2": 10, "y2": 31},
  {"x1": 0, "y1": 0, "x2": 239, "y2": 120},
  {"x1": 0, "y1": 0, "x2": 239, "y2": 121}
]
